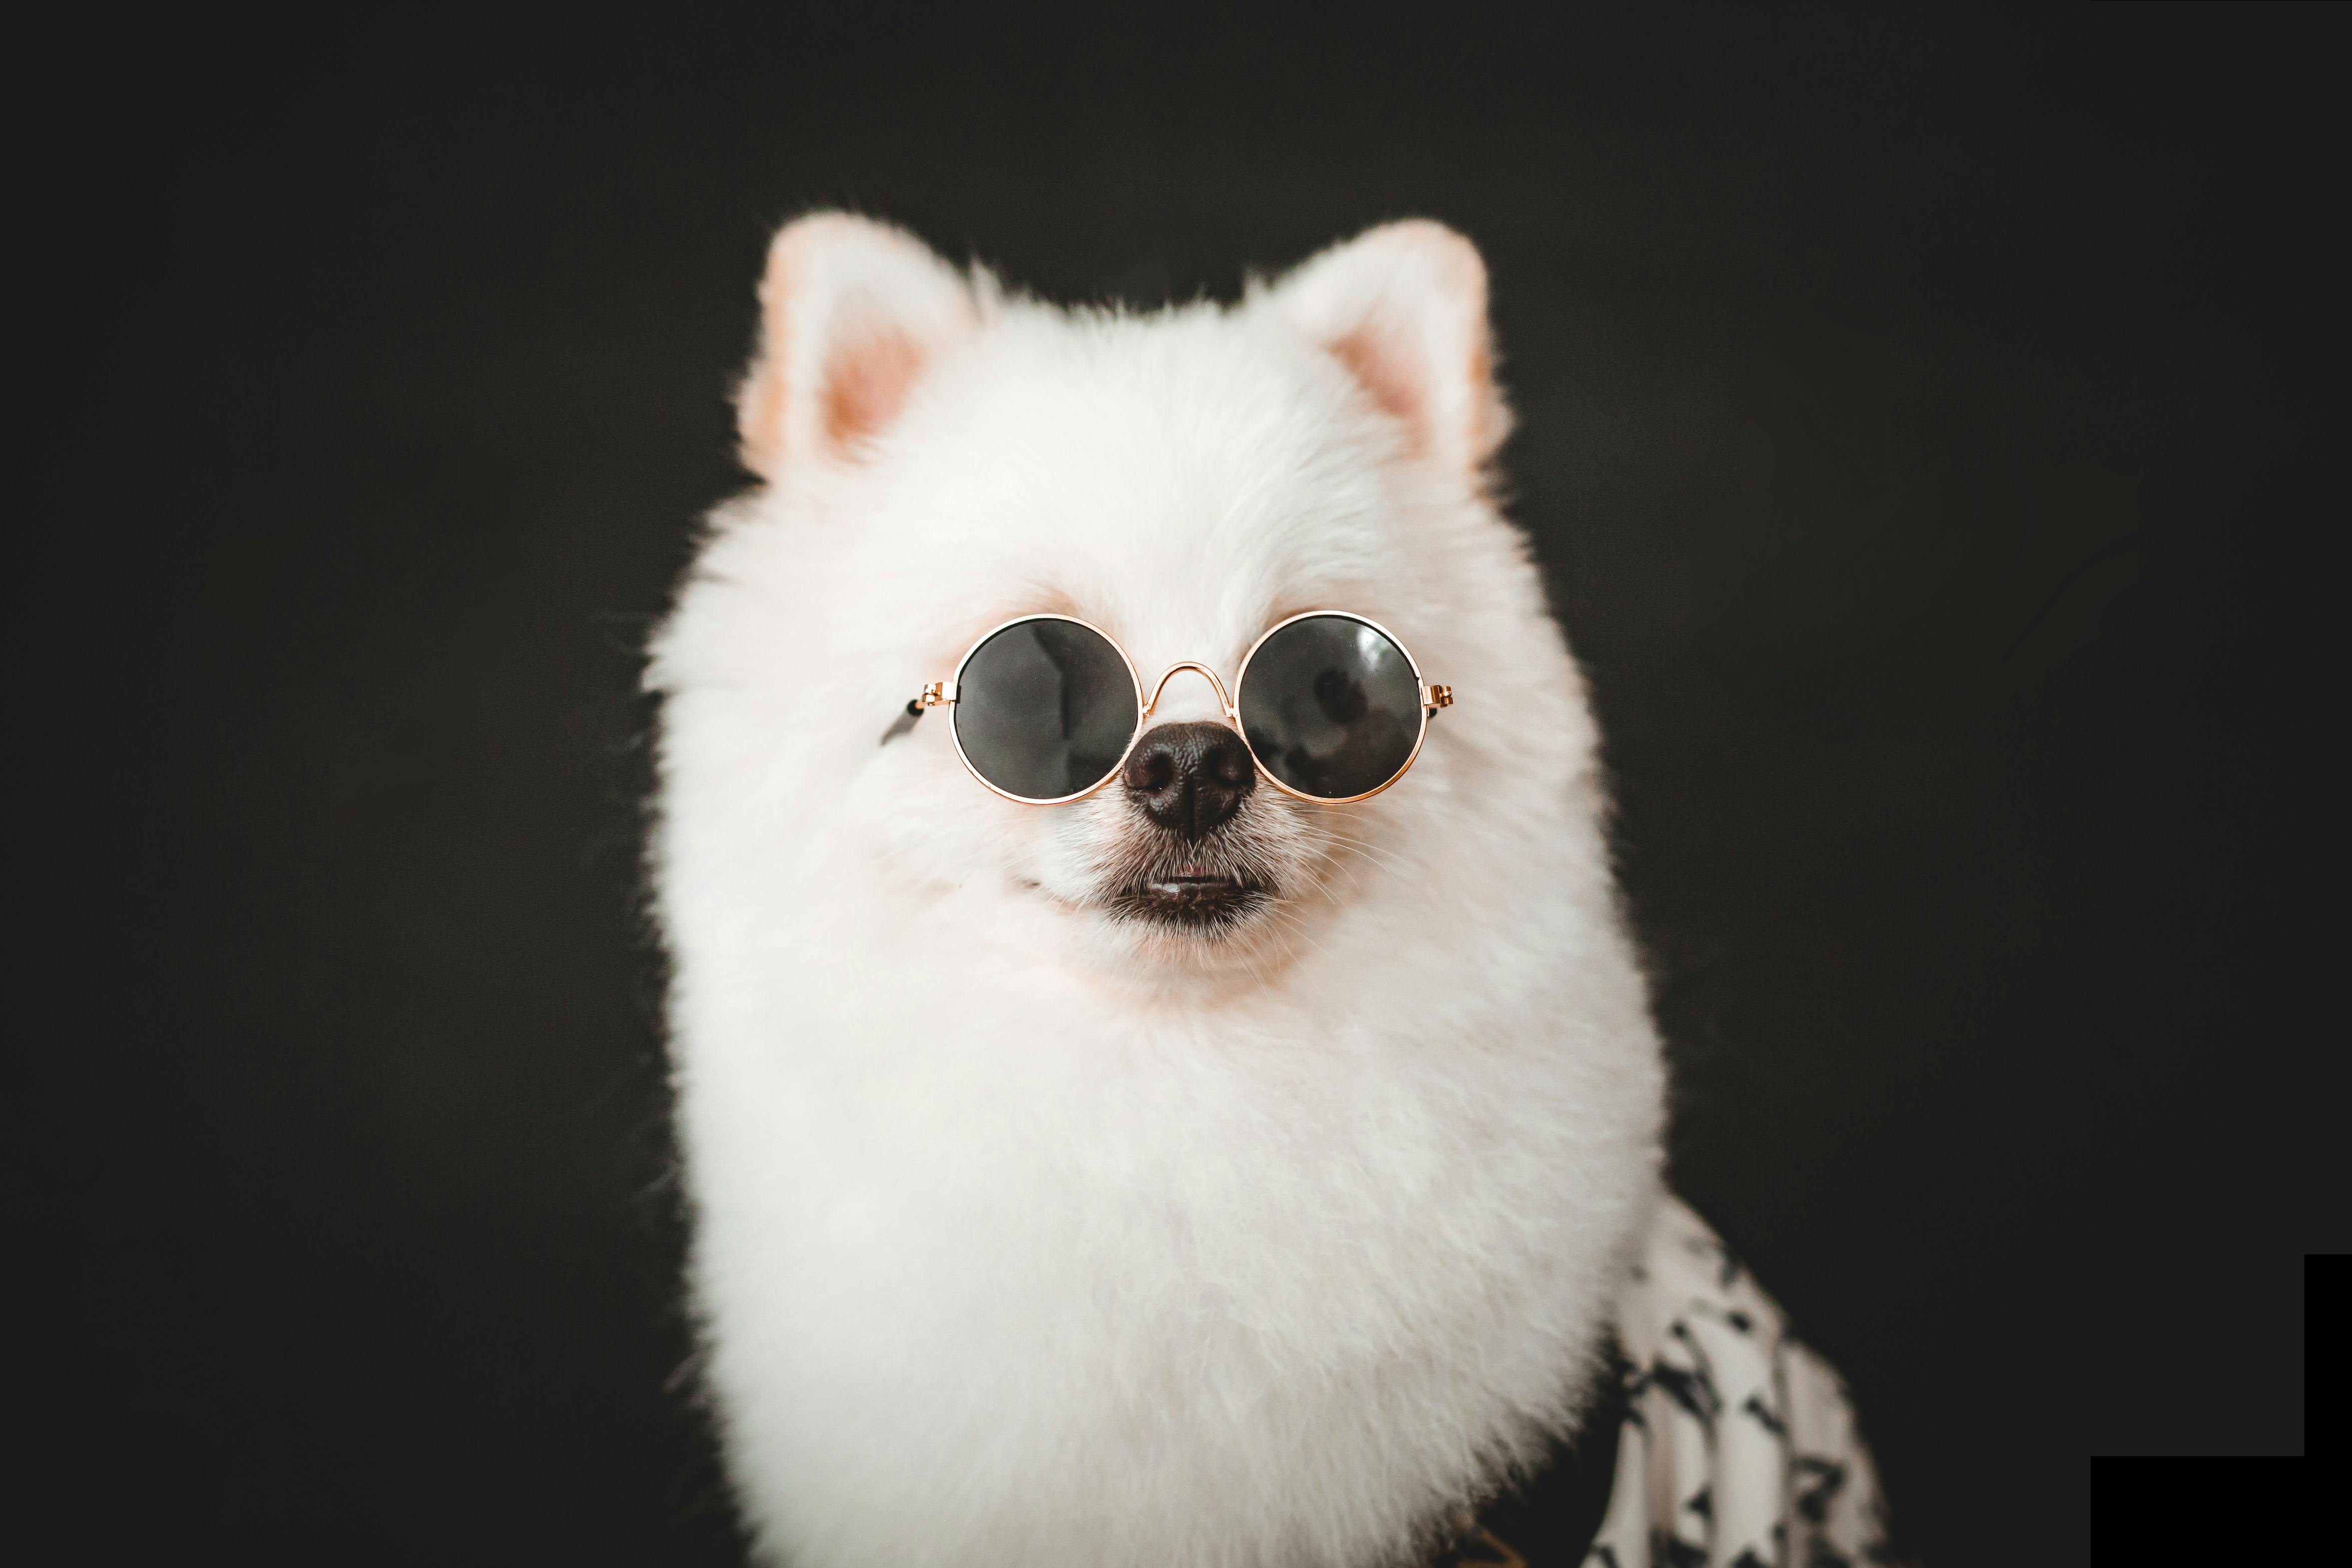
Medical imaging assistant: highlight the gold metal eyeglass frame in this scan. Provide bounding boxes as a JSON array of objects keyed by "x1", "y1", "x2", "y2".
[{"x1": 910, "y1": 609, "x2": 1452, "y2": 807}]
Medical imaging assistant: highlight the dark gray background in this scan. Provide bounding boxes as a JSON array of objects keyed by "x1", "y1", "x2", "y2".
[{"x1": 58, "y1": 7, "x2": 2335, "y2": 1563}]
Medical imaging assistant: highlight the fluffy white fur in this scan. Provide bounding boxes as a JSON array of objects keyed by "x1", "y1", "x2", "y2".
[{"x1": 648, "y1": 214, "x2": 1666, "y2": 1568}]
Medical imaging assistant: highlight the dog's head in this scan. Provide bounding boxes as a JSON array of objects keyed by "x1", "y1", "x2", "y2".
[{"x1": 682, "y1": 213, "x2": 1597, "y2": 993}]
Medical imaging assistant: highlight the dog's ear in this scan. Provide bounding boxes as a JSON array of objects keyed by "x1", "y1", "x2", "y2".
[
  {"x1": 1263, "y1": 220, "x2": 1511, "y2": 477},
  {"x1": 736, "y1": 213, "x2": 979, "y2": 478}
]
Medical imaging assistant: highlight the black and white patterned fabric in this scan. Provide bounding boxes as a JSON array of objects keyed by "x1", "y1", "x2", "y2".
[{"x1": 1440, "y1": 1196, "x2": 1896, "y2": 1568}]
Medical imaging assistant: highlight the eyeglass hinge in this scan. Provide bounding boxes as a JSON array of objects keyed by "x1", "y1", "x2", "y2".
[
  {"x1": 918, "y1": 680, "x2": 958, "y2": 708},
  {"x1": 1422, "y1": 683, "x2": 1452, "y2": 711}
]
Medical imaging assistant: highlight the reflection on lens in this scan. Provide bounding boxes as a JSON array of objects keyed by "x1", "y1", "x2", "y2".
[
  {"x1": 953, "y1": 618, "x2": 1138, "y2": 801},
  {"x1": 1238, "y1": 615, "x2": 1422, "y2": 799}
]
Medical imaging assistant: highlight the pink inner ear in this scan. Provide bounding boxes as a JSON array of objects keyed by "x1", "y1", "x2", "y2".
[
  {"x1": 1328, "y1": 311, "x2": 1428, "y2": 454},
  {"x1": 822, "y1": 326, "x2": 928, "y2": 456}
]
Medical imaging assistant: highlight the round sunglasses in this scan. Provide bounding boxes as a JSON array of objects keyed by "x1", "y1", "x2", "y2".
[{"x1": 893, "y1": 610, "x2": 1452, "y2": 805}]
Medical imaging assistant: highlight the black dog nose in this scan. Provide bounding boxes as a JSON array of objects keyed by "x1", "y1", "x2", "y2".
[{"x1": 1121, "y1": 722, "x2": 1256, "y2": 840}]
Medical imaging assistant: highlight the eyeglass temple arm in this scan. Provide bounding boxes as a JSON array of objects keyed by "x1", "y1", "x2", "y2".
[{"x1": 881, "y1": 681, "x2": 957, "y2": 746}]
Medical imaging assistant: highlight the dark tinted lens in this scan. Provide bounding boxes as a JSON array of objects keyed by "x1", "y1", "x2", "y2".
[
  {"x1": 953, "y1": 618, "x2": 1139, "y2": 800},
  {"x1": 1237, "y1": 616, "x2": 1422, "y2": 799}
]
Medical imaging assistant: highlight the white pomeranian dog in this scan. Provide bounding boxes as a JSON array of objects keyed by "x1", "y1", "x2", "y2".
[{"x1": 649, "y1": 215, "x2": 1891, "y2": 1568}]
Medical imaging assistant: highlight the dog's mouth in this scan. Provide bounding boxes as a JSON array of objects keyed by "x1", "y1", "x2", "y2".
[{"x1": 1107, "y1": 863, "x2": 1271, "y2": 930}]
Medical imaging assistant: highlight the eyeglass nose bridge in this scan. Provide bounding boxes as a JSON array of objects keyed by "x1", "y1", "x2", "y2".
[{"x1": 1141, "y1": 661, "x2": 1237, "y2": 724}]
